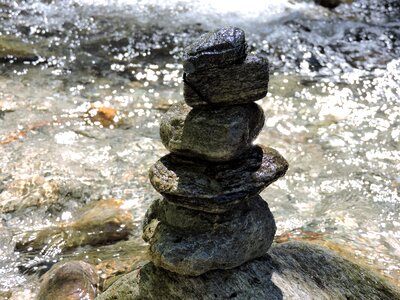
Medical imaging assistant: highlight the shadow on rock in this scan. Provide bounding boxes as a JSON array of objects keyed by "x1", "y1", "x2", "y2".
[{"x1": 97, "y1": 241, "x2": 400, "y2": 300}]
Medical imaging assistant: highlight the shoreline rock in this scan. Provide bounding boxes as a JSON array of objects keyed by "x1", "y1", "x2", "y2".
[{"x1": 96, "y1": 241, "x2": 400, "y2": 300}]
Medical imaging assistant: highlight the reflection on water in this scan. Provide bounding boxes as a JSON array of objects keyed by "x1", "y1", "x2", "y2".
[{"x1": 0, "y1": 0, "x2": 399, "y2": 296}]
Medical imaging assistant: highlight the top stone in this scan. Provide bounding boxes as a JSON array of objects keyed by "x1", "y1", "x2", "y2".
[{"x1": 183, "y1": 27, "x2": 247, "y2": 74}]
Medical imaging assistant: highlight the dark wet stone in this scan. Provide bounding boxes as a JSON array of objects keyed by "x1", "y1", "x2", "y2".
[
  {"x1": 149, "y1": 145, "x2": 288, "y2": 213},
  {"x1": 184, "y1": 56, "x2": 269, "y2": 107},
  {"x1": 142, "y1": 196, "x2": 276, "y2": 276},
  {"x1": 160, "y1": 102, "x2": 264, "y2": 161},
  {"x1": 183, "y1": 27, "x2": 247, "y2": 74},
  {"x1": 97, "y1": 241, "x2": 400, "y2": 300},
  {"x1": 314, "y1": 0, "x2": 349, "y2": 9},
  {"x1": 37, "y1": 261, "x2": 99, "y2": 300}
]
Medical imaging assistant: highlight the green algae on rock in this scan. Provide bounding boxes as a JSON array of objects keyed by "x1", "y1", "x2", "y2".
[
  {"x1": 160, "y1": 102, "x2": 264, "y2": 161},
  {"x1": 142, "y1": 196, "x2": 276, "y2": 276},
  {"x1": 149, "y1": 145, "x2": 288, "y2": 213},
  {"x1": 96, "y1": 241, "x2": 400, "y2": 300},
  {"x1": 184, "y1": 56, "x2": 269, "y2": 107}
]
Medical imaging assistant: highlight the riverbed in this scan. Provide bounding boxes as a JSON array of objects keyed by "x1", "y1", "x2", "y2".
[{"x1": 0, "y1": 0, "x2": 399, "y2": 298}]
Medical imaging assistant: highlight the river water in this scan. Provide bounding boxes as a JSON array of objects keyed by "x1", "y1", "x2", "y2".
[{"x1": 0, "y1": 0, "x2": 399, "y2": 297}]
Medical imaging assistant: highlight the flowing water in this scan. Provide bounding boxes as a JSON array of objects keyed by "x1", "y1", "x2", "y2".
[{"x1": 0, "y1": 0, "x2": 399, "y2": 297}]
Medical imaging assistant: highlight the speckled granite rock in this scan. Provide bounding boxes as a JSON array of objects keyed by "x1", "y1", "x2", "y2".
[
  {"x1": 184, "y1": 56, "x2": 269, "y2": 107},
  {"x1": 149, "y1": 145, "x2": 288, "y2": 213},
  {"x1": 160, "y1": 102, "x2": 264, "y2": 161},
  {"x1": 38, "y1": 261, "x2": 99, "y2": 300},
  {"x1": 183, "y1": 27, "x2": 247, "y2": 74},
  {"x1": 96, "y1": 242, "x2": 400, "y2": 300},
  {"x1": 142, "y1": 196, "x2": 276, "y2": 276}
]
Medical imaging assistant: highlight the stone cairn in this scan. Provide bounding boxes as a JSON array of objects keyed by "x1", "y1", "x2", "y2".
[{"x1": 143, "y1": 27, "x2": 288, "y2": 277}]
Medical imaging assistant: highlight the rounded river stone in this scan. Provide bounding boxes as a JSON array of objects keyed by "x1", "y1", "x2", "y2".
[
  {"x1": 183, "y1": 27, "x2": 247, "y2": 74},
  {"x1": 37, "y1": 261, "x2": 99, "y2": 300},
  {"x1": 142, "y1": 196, "x2": 276, "y2": 276},
  {"x1": 160, "y1": 102, "x2": 265, "y2": 161},
  {"x1": 149, "y1": 145, "x2": 289, "y2": 213},
  {"x1": 184, "y1": 55, "x2": 269, "y2": 107}
]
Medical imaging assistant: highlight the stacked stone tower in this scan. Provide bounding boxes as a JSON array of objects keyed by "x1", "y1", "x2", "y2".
[{"x1": 143, "y1": 27, "x2": 288, "y2": 276}]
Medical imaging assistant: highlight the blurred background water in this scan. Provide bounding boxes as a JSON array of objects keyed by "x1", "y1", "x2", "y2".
[{"x1": 0, "y1": 0, "x2": 399, "y2": 298}]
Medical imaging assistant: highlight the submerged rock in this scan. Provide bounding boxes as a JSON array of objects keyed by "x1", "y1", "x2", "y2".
[
  {"x1": 143, "y1": 196, "x2": 276, "y2": 276},
  {"x1": 184, "y1": 56, "x2": 269, "y2": 107},
  {"x1": 0, "y1": 36, "x2": 40, "y2": 62},
  {"x1": 0, "y1": 175, "x2": 60, "y2": 213},
  {"x1": 97, "y1": 241, "x2": 400, "y2": 300},
  {"x1": 16, "y1": 199, "x2": 134, "y2": 251},
  {"x1": 83, "y1": 103, "x2": 127, "y2": 128},
  {"x1": 183, "y1": 27, "x2": 247, "y2": 74},
  {"x1": 37, "y1": 261, "x2": 99, "y2": 300},
  {"x1": 149, "y1": 145, "x2": 288, "y2": 213},
  {"x1": 160, "y1": 102, "x2": 264, "y2": 161}
]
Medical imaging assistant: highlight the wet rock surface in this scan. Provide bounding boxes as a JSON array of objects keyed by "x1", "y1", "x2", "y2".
[
  {"x1": 142, "y1": 196, "x2": 276, "y2": 276},
  {"x1": 16, "y1": 199, "x2": 134, "y2": 251},
  {"x1": 184, "y1": 56, "x2": 269, "y2": 107},
  {"x1": 0, "y1": 36, "x2": 41, "y2": 62},
  {"x1": 183, "y1": 27, "x2": 247, "y2": 74},
  {"x1": 37, "y1": 261, "x2": 99, "y2": 300},
  {"x1": 335, "y1": 0, "x2": 400, "y2": 23},
  {"x1": 97, "y1": 241, "x2": 400, "y2": 300},
  {"x1": 160, "y1": 102, "x2": 264, "y2": 161},
  {"x1": 149, "y1": 145, "x2": 288, "y2": 213},
  {"x1": 0, "y1": 175, "x2": 60, "y2": 213}
]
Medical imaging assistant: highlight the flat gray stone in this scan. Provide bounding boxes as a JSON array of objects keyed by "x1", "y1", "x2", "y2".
[
  {"x1": 160, "y1": 102, "x2": 264, "y2": 161},
  {"x1": 149, "y1": 145, "x2": 288, "y2": 213},
  {"x1": 184, "y1": 56, "x2": 269, "y2": 107},
  {"x1": 142, "y1": 196, "x2": 276, "y2": 276},
  {"x1": 97, "y1": 241, "x2": 400, "y2": 300},
  {"x1": 183, "y1": 27, "x2": 247, "y2": 74}
]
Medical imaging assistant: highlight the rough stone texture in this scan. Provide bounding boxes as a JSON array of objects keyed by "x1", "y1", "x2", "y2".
[
  {"x1": 149, "y1": 145, "x2": 288, "y2": 213},
  {"x1": 184, "y1": 56, "x2": 269, "y2": 107},
  {"x1": 96, "y1": 241, "x2": 400, "y2": 300},
  {"x1": 37, "y1": 261, "x2": 99, "y2": 300},
  {"x1": 183, "y1": 27, "x2": 247, "y2": 74},
  {"x1": 160, "y1": 102, "x2": 265, "y2": 161},
  {"x1": 142, "y1": 196, "x2": 276, "y2": 276}
]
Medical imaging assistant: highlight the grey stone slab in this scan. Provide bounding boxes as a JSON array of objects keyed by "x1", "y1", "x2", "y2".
[
  {"x1": 149, "y1": 145, "x2": 288, "y2": 213},
  {"x1": 184, "y1": 56, "x2": 269, "y2": 107}
]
